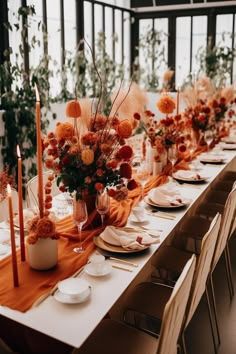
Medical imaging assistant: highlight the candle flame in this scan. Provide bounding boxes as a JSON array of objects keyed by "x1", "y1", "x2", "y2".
[
  {"x1": 17, "y1": 145, "x2": 21, "y2": 158},
  {"x1": 7, "y1": 183, "x2": 11, "y2": 195},
  {"x1": 34, "y1": 83, "x2": 40, "y2": 102}
]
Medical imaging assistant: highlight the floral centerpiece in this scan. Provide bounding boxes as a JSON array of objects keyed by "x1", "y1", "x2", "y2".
[{"x1": 43, "y1": 89, "x2": 136, "y2": 204}]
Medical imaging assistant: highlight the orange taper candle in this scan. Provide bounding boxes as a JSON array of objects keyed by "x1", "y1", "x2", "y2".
[
  {"x1": 35, "y1": 84, "x2": 44, "y2": 218},
  {"x1": 176, "y1": 86, "x2": 180, "y2": 115},
  {"x1": 7, "y1": 184, "x2": 19, "y2": 287},
  {"x1": 17, "y1": 145, "x2": 25, "y2": 261}
]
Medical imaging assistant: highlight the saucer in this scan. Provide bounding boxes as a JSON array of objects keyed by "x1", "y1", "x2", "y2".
[
  {"x1": 85, "y1": 262, "x2": 112, "y2": 277},
  {"x1": 58, "y1": 278, "x2": 91, "y2": 301},
  {"x1": 54, "y1": 288, "x2": 91, "y2": 304}
]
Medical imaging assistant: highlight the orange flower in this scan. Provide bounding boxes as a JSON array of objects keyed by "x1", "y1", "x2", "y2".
[
  {"x1": 55, "y1": 122, "x2": 75, "y2": 140},
  {"x1": 27, "y1": 233, "x2": 38, "y2": 245},
  {"x1": 27, "y1": 215, "x2": 40, "y2": 233},
  {"x1": 157, "y1": 95, "x2": 176, "y2": 114},
  {"x1": 35, "y1": 217, "x2": 56, "y2": 238},
  {"x1": 117, "y1": 119, "x2": 133, "y2": 138},
  {"x1": 65, "y1": 100, "x2": 81, "y2": 119},
  {"x1": 81, "y1": 149, "x2": 94, "y2": 165},
  {"x1": 101, "y1": 143, "x2": 113, "y2": 155}
]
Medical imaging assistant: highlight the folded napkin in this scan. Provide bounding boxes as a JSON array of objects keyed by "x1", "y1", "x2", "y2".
[
  {"x1": 13, "y1": 208, "x2": 37, "y2": 229},
  {"x1": 200, "y1": 153, "x2": 224, "y2": 162},
  {"x1": 221, "y1": 136, "x2": 236, "y2": 144},
  {"x1": 100, "y1": 226, "x2": 159, "y2": 250},
  {"x1": 173, "y1": 170, "x2": 203, "y2": 180},
  {"x1": 148, "y1": 188, "x2": 183, "y2": 206}
]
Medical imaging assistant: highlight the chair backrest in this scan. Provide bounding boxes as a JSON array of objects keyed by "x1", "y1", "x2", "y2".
[
  {"x1": 184, "y1": 213, "x2": 221, "y2": 328},
  {"x1": 0, "y1": 189, "x2": 18, "y2": 222},
  {"x1": 26, "y1": 171, "x2": 60, "y2": 209},
  {"x1": 212, "y1": 183, "x2": 236, "y2": 270},
  {"x1": 157, "y1": 254, "x2": 196, "y2": 354}
]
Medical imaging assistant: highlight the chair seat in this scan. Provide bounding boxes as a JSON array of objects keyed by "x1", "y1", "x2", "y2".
[
  {"x1": 125, "y1": 282, "x2": 172, "y2": 320},
  {"x1": 212, "y1": 180, "x2": 235, "y2": 192},
  {"x1": 195, "y1": 202, "x2": 224, "y2": 219},
  {"x1": 204, "y1": 189, "x2": 229, "y2": 205},
  {"x1": 152, "y1": 246, "x2": 193, "y2": 271},
  {"x1": 77, "y1": 319, "x2": 157, "y2": 354},
  {"x1": 221, "y1": 170, "x2": 236, "y2": 181}
]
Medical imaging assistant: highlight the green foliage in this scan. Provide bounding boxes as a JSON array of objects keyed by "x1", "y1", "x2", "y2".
[
  {"x1": 132, "y1": 26, "x2": 167, "y2": 91},
  {"x1": 0, "y1": 5, "x2": 53, "y2": 193},
  {"x1": 55, "y1": 32, "x2": 126, "y2": 115},
  {"x1": 197, "y1": 35, "x2": 236, "y2": 89}
]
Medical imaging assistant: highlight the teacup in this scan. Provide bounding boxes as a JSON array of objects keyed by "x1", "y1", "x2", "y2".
[{"x1": 89, "y1": 254, "x2": 106, "y2": 275}]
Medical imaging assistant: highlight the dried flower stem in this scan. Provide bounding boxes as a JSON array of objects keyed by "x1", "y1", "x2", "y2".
[{"x1": 83, "y1": 38, "x2": 103, "y2": 129}]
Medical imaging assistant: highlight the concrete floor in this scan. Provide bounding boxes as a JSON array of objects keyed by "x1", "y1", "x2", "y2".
[{"x1": 185, "y1": 234, "x2": 236, "y2": 354}]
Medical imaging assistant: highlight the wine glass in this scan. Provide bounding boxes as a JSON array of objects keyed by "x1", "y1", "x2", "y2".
[
  {"x1": 73, "y1": 199, "x2": 88, "y2": 253},
  {"x1": 168, "y1": 145, "x2": 178, "y2": 176},
  {"x1": 95, "y1": 190, "x2": 110, "y2": 226},
  {"x1": 135, "y1": 159, "x2": 150, "y2": 201},
  {"x1": 204, "y1": 130, "x2": 214, "y2": 151}
]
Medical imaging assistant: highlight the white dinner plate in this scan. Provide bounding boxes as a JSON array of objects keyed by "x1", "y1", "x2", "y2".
[
  {"x1": 54, "y1": 288, "x2": 91, "y2": 304},
  {"x1": 221, "y1": 143, "x2": 236, "y2": 150},
  {"x1": 84, "y1": 262, "x2": 112, "y2": 277},
  {"x1": 93, "y1": 236, "x2": 149, "y2": 254},
  {"x1": 172, "y1": 172, "x2": 208, "y2": 183},
  {"x1": 144, "y1": 196, "x2": 187, "y2": 209},
  {"x1": 199, "y1": 157, "x2": 226, "y2": 164}
]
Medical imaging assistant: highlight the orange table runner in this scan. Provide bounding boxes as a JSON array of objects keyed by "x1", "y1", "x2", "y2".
[{"x1": 0, "y1": 159, "x2": 194, "y2": 313}]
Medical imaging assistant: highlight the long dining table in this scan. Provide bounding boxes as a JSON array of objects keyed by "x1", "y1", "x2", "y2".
[{"x1": 0, "y1": 146, "x2": 236, "y2": 352}]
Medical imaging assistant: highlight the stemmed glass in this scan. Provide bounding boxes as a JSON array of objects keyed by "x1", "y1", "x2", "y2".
[
  {"x1": 135, "y1": 159, "x2": 150, "y2": 202},
  {"x1": 168, "y1": 144, "x2": 178, "y2": 176},
  {"x1": 204, "y1": 130, "x2": 214, "y2": 151},
  {"x1": 73, "y1": 199, "x2": 88, "y2": 253},
  {"x1": 95, "y1": 190, "x2": 110, "y2": 226}
]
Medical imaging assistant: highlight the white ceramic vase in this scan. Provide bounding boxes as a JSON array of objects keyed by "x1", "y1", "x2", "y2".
[{"x1": 27, "y1": 238, "x2": 58, "y2": 271}]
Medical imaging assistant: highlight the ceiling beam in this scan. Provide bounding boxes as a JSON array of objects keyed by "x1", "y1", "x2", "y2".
[{"x1": 134, "y1": 1, "x2": 236, "y2": 13}]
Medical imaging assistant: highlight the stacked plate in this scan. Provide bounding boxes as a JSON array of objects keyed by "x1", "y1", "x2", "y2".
[
  {"x1": 145, "y1": 184, "x2": 190, "y2": 209},
  {"x1": 172, "y1": 170, "x2": 208, "y2": 183},
  {"x1": 54, "y1": 278, "x2": 92, "y2": 304}
]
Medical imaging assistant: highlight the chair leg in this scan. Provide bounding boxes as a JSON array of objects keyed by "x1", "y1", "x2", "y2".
[
  {"x1": 205, "y1": 288, "x2": 219, "y2": 354},
  {"x1": 225, "y1": 245, "x2": 234, "y2": 299},
  {"x1": 208, "y1": 274, "x2": 221, "y2": 345},
  {"x1": 180, "y1": 331, "x2": 187, "y2": 354}
]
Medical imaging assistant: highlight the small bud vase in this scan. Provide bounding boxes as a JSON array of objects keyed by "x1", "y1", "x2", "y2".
[{"x1": 27, "y1": 238, "x2": 58, "y2": 271}]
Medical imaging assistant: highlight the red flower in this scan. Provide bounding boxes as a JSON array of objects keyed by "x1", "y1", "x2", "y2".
[
  {"x1": 61, "y1": 156, "x2": 70, "y2": 165},
  {"x1": 127, "y1": 179, "x2": 138, "y2": 190},
  {"x1": 119, "y1": 163, "x2": 132, "y2": 179},
  {"x1": 133, "y1": 112, "x2": 141, "y2": 120},
  {"x1": 178, "y1": 144, "x2": 187, "y2": 153},
  {"x1": 95, "y1": 182, "x2": 104, "y2": 192},
  {"x1": 117, "y1": 145, "x2": 133, "y2": 160}
]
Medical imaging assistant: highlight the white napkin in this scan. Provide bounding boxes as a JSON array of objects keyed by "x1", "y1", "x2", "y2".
[
  {"x1": 13, "y1": 208, "x2": 37, "y2": 228},
  {"x1": 173, "y1": 170, "x2": 203, "y2": 180},
  {"x1": 148, "y1": 188, "x2": 183, "y2": 206},
  {"x1": 100, "y1": 226, "x2": 159, "y2": 250}
]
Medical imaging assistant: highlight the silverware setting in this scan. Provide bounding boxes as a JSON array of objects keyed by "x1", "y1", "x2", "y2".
[
  {"x1": 111, "y1": 264, "x2": 133, "y2": 272},
  {"x1": 146, "y1": 211, "x2": 176, "y2": 220}
]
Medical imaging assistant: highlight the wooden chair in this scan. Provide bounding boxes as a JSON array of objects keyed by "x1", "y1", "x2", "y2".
[
  {"x1": 0, "y1": 189, "x2": 18, "y2": 222},
  {"x1": 73, "y1": 255, "x2": 196, "y2": 354},
  {"x1": 123, "y1": 213, "x2": 221, "y2": 354},
  {"x1": 26, "y1": 171, "x2": 60, "y2": 209}
]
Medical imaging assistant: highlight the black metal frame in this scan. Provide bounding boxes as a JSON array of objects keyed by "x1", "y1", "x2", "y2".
[{"x1": 0, "y1": 1, "x2": 235, "y2": 86}]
